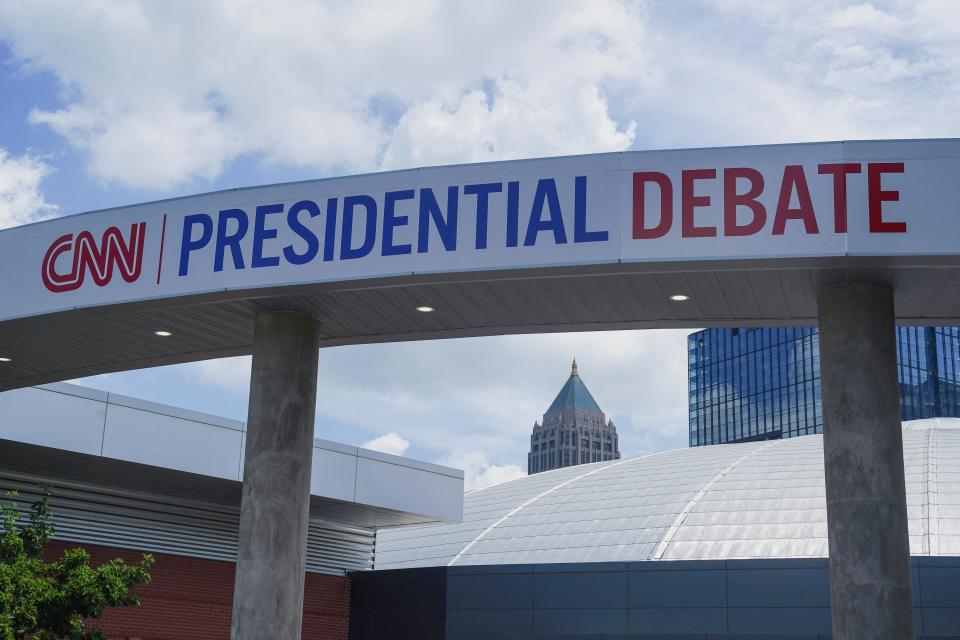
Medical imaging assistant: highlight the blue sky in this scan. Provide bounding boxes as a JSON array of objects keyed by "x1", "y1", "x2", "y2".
[
  {"x1": 1, "y1": 1, "x2": 958, "y2": 489},
  {"x1": 0, "y1": 37, "x2": 332, "y2": 216}
]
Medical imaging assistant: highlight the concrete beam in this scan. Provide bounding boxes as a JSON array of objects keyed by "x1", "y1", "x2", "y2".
[
  {"x1": 231, "y1": 311, "x2": 320, "y2": 640},
  {"x1": 817, "y1": 283, "x2": 915, "y2": 639}
]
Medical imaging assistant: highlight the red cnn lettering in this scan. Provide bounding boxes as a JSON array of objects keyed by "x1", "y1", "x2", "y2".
[
  {"x1": 632, "y1": 172, "x2": 673, "y2": 239},
  {"x1": 868, "y1": 162, "x2": 906, "y2": 233},
  {"x1": 723, "y1": 167, "x2": 765, "y2": 236},
  {"x1": 42, "y1": 222, "x2": 147, "y2": 293},
  {"x1": 818, "y1": 163, "x2": 861, "y2": 233},
  {"x1": 772, "y1": 165, "x2": 818, "y2": 235},
  {"x1": 681, "y1": 169, "x2": 717, "y2": 238}
]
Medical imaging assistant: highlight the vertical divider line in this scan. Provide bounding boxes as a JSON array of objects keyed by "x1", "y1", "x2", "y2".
[{"x1": 156, "y1": 213, "x2": 168, "y2": 284}]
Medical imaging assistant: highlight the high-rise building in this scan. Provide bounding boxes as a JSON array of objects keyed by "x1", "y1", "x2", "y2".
[
  {"x1": 528, "y1": 360, "x2": 620, "y2": 474},
  {"x1": 688, "y1": 326, "x2": 960, "y2": 447}
]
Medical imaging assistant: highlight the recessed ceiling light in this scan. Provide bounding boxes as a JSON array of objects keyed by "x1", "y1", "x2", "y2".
[
  {"x1": 0, "y1": 357, "x2": 11, "y2": 363},
  {"x1": 415, "y1": 306, "x2": 435, "y2": 313},
  {"x1": 669, "y1": 294, "x2": 690, "y2": 302},
  {"x1": 154, "y1": 330, "x2": 173, "y2": 337}
]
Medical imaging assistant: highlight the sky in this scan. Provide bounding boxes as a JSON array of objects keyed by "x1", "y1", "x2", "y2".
[{"x1": 1, "y1": 0, "x2": 959, "y2": 490}]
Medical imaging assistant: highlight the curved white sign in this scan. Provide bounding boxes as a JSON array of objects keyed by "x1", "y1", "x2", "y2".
[{"x1": 2, "y1": 139, "x2": 958, "y2": 322}]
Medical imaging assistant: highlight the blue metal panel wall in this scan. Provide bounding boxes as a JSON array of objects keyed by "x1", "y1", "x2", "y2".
[
  {"x1": 443, "y1": 559, "x2": 960, "y2": 638},
  {"x1": 349, "y1": 558, "x2": 960, "y2": 639}
]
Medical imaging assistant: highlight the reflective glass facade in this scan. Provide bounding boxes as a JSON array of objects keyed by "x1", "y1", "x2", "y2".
[{"x1": 688, "y1": 326, "x2": 960, "y2": 447}]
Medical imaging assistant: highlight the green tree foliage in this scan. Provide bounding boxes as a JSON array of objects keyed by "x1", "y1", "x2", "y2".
[{"x1": 0, "y1": 490, "x2": 153, "y2": 640}]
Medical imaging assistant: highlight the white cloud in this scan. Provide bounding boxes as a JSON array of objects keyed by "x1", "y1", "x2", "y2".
[
  {"x1": 3, "y1": 1, "x2": 958, "y2": 192},
  {"x1": 440, "y1": 449, "x2": 526, "y2": 492},
  {"x1": 382, "y1": 80, "x2": 636, "y2": 170},
  {"x1": 0, "y1": 0, "x2": 955, "y2": 200},
  {"x1": 687, "y1": 0, "x2": 960, "y2": 143},
  {"x1": 189, "y1": 357, "x2": 251, "y2": 390},
  {"x1": 32, "y1": 104, "x2": 234, "y2": 189},
  {"x1": 0, "y1": 147, "x2": 56, "y2": 229},
  {"x1": 0, "y1": 0, "x2": 644, "y2": 189},
  {"x1": 360, "y1": 432, "x2": 410, "y2": 457}
]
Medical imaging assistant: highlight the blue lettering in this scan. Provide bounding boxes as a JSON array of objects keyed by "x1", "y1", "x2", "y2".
[
  {"x1": 284, "y1": 200, "x2": 321, "y2": 265},
  {"x1": 341, "y1": 195, "x2": 377, "y2": 260},
  {"x1": 524, "y1": 179, "x2": 567, "y2": 246},
  {"x1": 383, "y1": 190, "x2": 414, "y2": 256},
  {"x1": 178, "y1": 214, "x2": 213, "y2": 276},
  {"x1": 214, "y1": 209, "x2": 249, "y2": 272},
  {"x1": 464, "y1": 182, "x2": 501, "y2": 250},
  {"x1": 573, "y1": 176, "x2": 607, "y2": 243},
  {"x1": 507, "y1": 181, "x2": 520, "y2": 247},
  {"x1": 418, "y1": 187, "x2": 458, "y2": 253},
  {"x1": 323, "y1": 197, "x2": 338, "y2": 262},
  {"x1": 252, "y1": 203, "x2": 283, "y2": 268}
]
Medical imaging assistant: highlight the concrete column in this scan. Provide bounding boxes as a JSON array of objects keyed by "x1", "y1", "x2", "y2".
[
  {"x1": 817, "y1": 283, "x2": 915, "y2": 639},
  {"x1": 231, "y1": 311, "x2": 320, "y2": 640}
]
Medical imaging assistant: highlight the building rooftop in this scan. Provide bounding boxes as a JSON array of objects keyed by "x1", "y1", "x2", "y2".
[
  {"x1": 0, "y1": 383, "x2": 464, "y2": 528},
  {"x1": 545, "y1": 359, "x2": 602, "y2": 414},
  {"x1": 377, "y1": 418, "x2": 960, "y2": 569}
]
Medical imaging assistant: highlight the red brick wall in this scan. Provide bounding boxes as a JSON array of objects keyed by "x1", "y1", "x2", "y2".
[{"x1": 45, "y1": 541, "x2": 350, "y2": 640}]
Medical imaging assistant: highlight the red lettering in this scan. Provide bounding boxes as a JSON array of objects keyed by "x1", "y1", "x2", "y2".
[
  {"x1": 772, "y1": 165, "x2": 818, "y2": 235},
  {"x1": 681, "y1": 169, "x2": 717, "y2": 238},
  {"x1": 632, "y1": 172, "x2": 673, "y2": 239},
  {"x1": 723, "y1": 167, "x2": 765, "y2": 236},
  {"x1": 41, "y1": 223, "x2": 146, "y2": 293},
  {"x1": 818, "y1": 163, "x2": 861, "y2": 233},
  {"x1": 868, "y1": 162, "x2": 906, "y2": 233}
]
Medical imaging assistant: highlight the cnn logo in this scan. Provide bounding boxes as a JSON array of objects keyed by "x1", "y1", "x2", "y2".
[{"x1": 41, "y1": 223, "x2": 147, "y2": 293}]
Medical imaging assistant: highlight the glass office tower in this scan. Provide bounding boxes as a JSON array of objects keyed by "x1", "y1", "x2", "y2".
[{"x1": 688, "y1": 326, "x2": 960, "y2": 447}]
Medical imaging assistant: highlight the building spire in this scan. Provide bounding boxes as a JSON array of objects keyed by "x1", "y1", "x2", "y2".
[{"x1": 571, "y1": 358, "x2": 578, "y2": 376}]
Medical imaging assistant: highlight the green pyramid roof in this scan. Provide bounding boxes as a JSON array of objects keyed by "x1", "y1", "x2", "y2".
[{"x1": 546, "y1": 359, "x2": 602, "y2": 414}]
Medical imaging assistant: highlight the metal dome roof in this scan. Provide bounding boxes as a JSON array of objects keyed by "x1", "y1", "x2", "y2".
[{"x1": 375, "y1": 419, "x2": 960, "y2": 569}]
